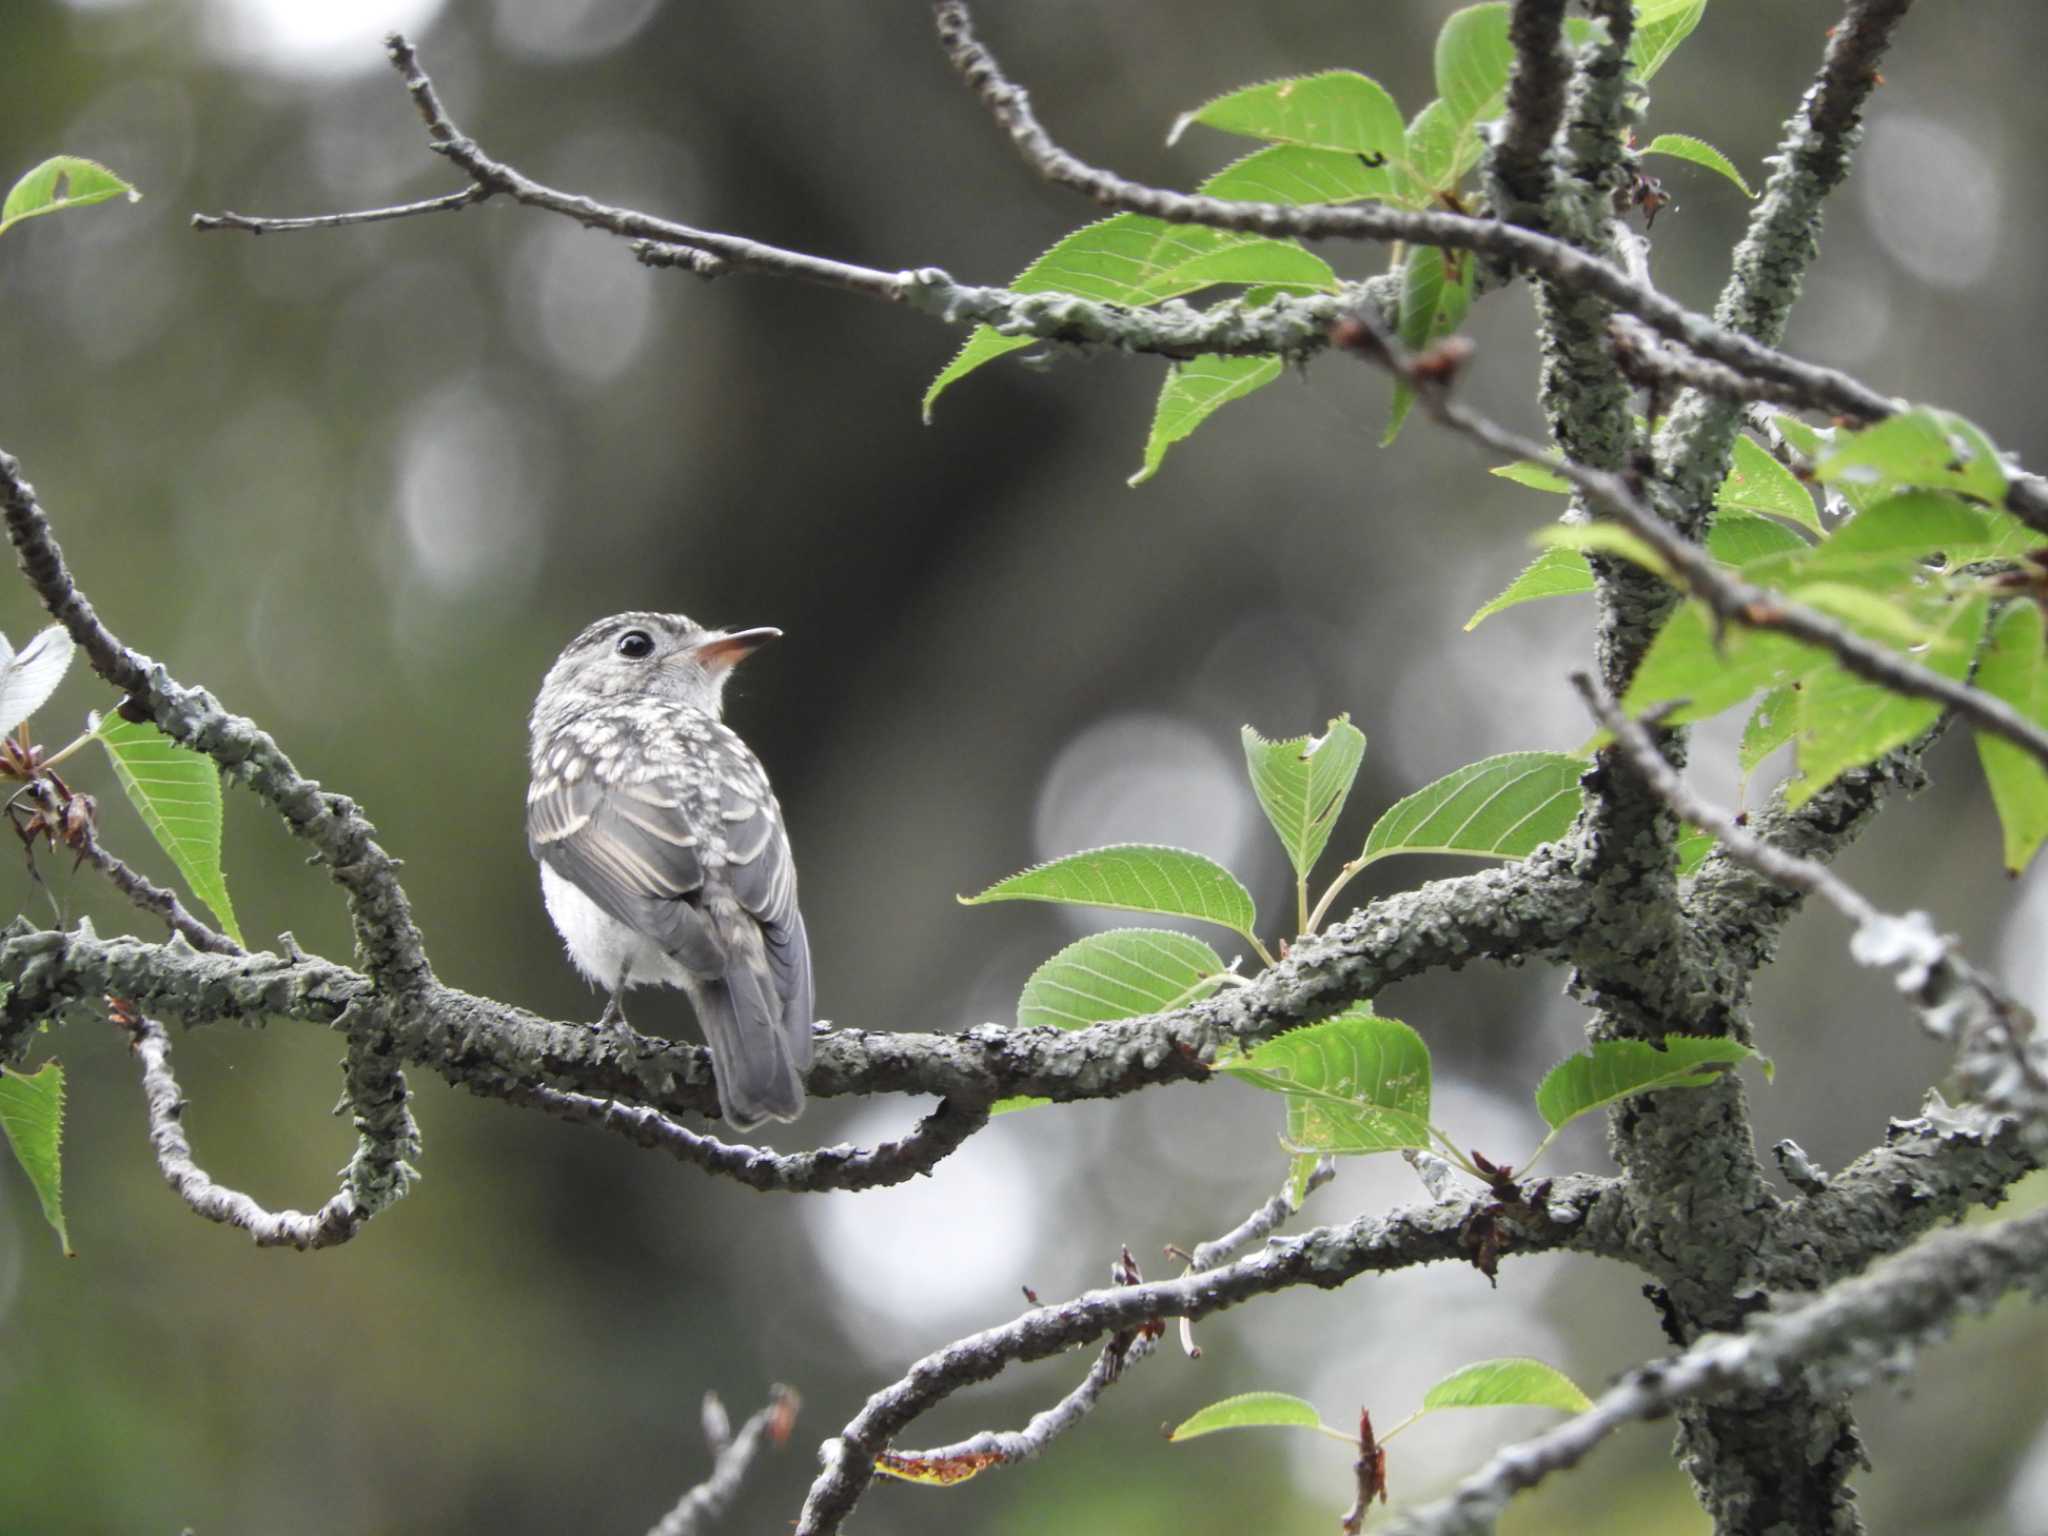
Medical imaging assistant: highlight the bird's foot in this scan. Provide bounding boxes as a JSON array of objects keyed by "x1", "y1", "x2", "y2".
[{"x1": 594, "y1": 993, "x2": 638, "y2": 1040}]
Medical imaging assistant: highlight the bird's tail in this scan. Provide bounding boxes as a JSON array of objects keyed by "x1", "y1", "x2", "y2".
[{"x1": 692, "y1": 955, "x2": 805, "y2": 1132}]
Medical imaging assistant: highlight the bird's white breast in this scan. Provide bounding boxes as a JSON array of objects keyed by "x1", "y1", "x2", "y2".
[{"x1": 539, "y1": 863, "x2": 695, "y2": 992}]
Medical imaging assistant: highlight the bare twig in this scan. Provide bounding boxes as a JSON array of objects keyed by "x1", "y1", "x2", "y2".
[
  {"x1": 793, "y1": 1173, "x2": 1623, "y2": 1536},
  {"x1": 873, "y1": 1158, "x2": 1339, "y2": 1484},
  {"x1": 647, "y1": 1386, "x2": 798, "y2": 1536},
  {"x1": 63, "y1": 810, "x2": 241, "y2": 956},
  {"x1": 190, "y1": 186, "x2": 485, "y2": 234}
]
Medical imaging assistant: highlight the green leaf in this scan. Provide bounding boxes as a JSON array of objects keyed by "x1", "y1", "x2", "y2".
[
  {"x1": 1974, "y1": 601, "x2": 2048, "y2": 873},
  {"x1": 1434, "y1": 4, "x2": 1514, "y2": 130},
  {"x1": 1465, "y1": 545, "x2": 1596, "y2": 629},
  {"x1": 1385, "y1": 243, "x2": 1474, "y2": 443},
  {"x1": 1787, "y1": 593, "x2": 1987, "y2": 807},
  {"x1": 922, "y1": 215, "x2": 1336, "y2": 418},
  {"x1": 1132, "y1": 355, "x2": 1285, "y2": 486},
  {"x1": 1783, "y1": 583, "x2": 1940, "y2": 648},
  {"x1": 94, "y1": 714, "x2": 243, "y2": 946},
  {"x1": 1171, "y1": 72, "x2": 1406, "y2": 168},
  {"x1": 1623, "y1": 603, "x2": 1829, "y2": 724},
  {"x1": 1740, "y1": 684, "x2": 1803, "y2": 775},
  {"x1": 989, "y1": 1095, "x2": 1052, "y2": 1115},
  {"x1": 0, "y1": 155, "x2": 139, "y2": 239},
  {"x1": 1287, "y1": 1152, "x2": 1322, "y2": 1209},
  {"x1": 1815, "y1": 407, "x2": 2009, "y2": 506},
  {"x1": 1491, "y1": 460, "x2": 1572, "y2": 494},
  {"x1": 1674, "y1": 824, "x2": 1718, "y2": 876},
  {"x1": 961, "y1": 843, "x2": 1258, "y2": 942},
  {"x1": 1221, "y1": 1006, "x2": 1434, "y2": 1155},
  {"x1": 1170, "y1": 1391, "x2": 1329, "y2": 1442},
  {"x1": 0, "y1": 625, "x2": 76, "y2": 736},
  {"x1": 1420, "y1": 1358, "x2": 1593, "y2": 1415},
  {"x1": 1403, "y1": 98, "x2": 1479, "y2": 198},
  {"x1": 1707, "y1": 510, "x2": 1810, "y2": 567},
  {"x1": 1242, "y1": 715, "x2": 1368, "y2": 880},
  {"x1": 0, "y1": 1060, "x2": 71, "y2": 1255},
  {"x1": 1361, "y1": 751, "x2": 1587, "y2": 865},
  {"x1": 1201, "y1": 144, "x2": 1398, "y2": 206},
  {"x1": 1642, "y1": 132, "x2": 1753, "y2": 197},
  {"x1": 1016, "y1": 928, "x2": 1226, "y2": 1030},
  {"x1": 1717, "y1": 435, "x2": 1821, "y2": 533},
  {"x1": 1535, "y1": 1035, "x2": 1764, "y2": 1133},
  {"x1": 1821, "y1": 490, "x2": 2000, "y2": 567},
  {"x1": 1630, "y1": 0, "x2": 1709, "y2": 81},
  {"x1": 1533, "y1": 522, "x2": 1672, "y2": 579}
]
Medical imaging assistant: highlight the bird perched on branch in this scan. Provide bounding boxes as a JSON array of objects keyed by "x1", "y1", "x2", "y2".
[{"x1": 527, "y1": 612, "x2": 814, "y2": 1129}]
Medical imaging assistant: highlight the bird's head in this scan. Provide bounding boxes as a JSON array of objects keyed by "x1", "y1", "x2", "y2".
[{"x1": 532, "y1": 611, "x2": 779, "y2": 733}]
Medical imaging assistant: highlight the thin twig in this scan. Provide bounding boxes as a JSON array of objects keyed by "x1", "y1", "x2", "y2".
[
  {"x1": 507, "y1": 1082, "x2": 991, "y2": 1193},
  {"x1": 52, "y1": 789, "x2": 242, "y2": 955},
  {"x1": 190, "y1": 186, "x2": 485, "y2": 234},
  {"x1": 647, "y1": 1387, "x2": 798, "y2": 1536},
  {"x1": 873, "y1": 1158, "x2": 1339, "y2": 1483}
]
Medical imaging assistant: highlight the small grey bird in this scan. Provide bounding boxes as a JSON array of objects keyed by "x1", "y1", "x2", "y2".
[{"x1": 526, "y1": 611, "x2": 814, "y2": 1129}]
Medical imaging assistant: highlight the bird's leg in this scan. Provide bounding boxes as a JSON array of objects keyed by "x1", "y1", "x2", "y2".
[{"x1": 597, "y1": 964, "x2": 633, "y2": 1031}]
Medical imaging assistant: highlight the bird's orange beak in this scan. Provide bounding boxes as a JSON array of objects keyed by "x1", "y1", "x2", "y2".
[{"x1": 692, "y1": 626, "x2": 781, "y2": 676}]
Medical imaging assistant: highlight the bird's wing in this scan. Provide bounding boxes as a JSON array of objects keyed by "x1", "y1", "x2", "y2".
[
  {"x1": 526, "y1": 773, "x2": 725, "y2": 976},
  {"x1": 710, "y1": 733, "x2": 816, "y2": 1061}
]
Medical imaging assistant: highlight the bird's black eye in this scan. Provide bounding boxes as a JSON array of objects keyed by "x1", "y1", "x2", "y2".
[{"x1": 615, "y1": 630, "x2": 656, "y2": 660}]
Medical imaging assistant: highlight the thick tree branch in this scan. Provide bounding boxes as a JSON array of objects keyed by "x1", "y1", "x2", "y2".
[
  {"x1": 1, "y1": 841, "x2": 1592, "y2": 1124},
  {"x1": 1486, "y1": 0, "x2": 1574, "y2": 223}
]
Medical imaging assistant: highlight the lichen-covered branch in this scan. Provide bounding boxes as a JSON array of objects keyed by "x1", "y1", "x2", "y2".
[
  {"x1": 1385, "y1": 1198, "x2": 2048, "y2": 1536},
  {"x1": 1655, "y1": 0, "x2": 1913, "y2": 526},
  {"x1": 117, "y1": 1005, "x2": 417, "y2": 1247},
  {"x1": 0, "y1": 840, "x2": 1593, "y2": 1124},
  {"x1": 1579, "y1": 675, "x2": 2048, "y2": 1142},
  {"x1": 0, "y1": 448, "x2": 430, "y2": 996}
]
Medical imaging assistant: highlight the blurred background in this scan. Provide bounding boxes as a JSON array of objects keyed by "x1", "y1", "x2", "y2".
[{"x1": 1, "y1": 1, "x2": 2044, "y2": 1532}]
